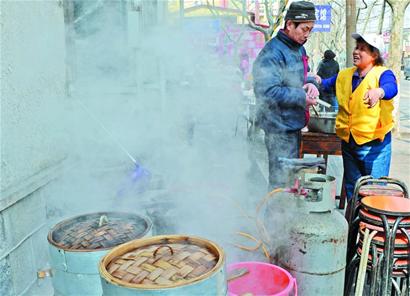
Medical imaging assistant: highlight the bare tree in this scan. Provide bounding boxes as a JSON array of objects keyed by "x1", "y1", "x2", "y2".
[
  {"x1": 377, "y1": 0, "x2": 386, "y2": 34},
  {"x1": 179, "y1": 0, "x2": 184, "y2": 18},
  {"x1": 386, "y1": 0, "x2": 409, "y2": 77},
  {"x1": 204, "y1": 0, "x2": 289, "y2": 58},
  {"x1": 205, "y1": 0, "x2": 246, "y2": 56},
  {"x1": 386, "y1": 0, "x2": 410, "y2": 135},
  {"x1": 250, "y1": 0, "x2": 288, "y2": 42},
  {"x1": 229, "y1": 0, "x2": 289, "y2": 42},
  {"x1": 346, "y1": 0, "x2": 357, "y2": 66},
  {"x1": 304, "y1": 0, "x2": 346, "y2": 70},
  {"x1": 327, "y1": 0, "x2": 346, "y2": 63},
  {"x1": 361, "y1": 0, "x2": 377, "y2": 33}
]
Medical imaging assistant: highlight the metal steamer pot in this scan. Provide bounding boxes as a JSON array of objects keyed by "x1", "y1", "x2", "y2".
[
  {"x1": 308, "y1": 111, "x2": 337, "y2": 134},
  {"x1": 48, "y1": 212, "x2": 152, "y2": 296},
  {"x1": 99, "y1": 235, "x2": 227, "y2": 296}
]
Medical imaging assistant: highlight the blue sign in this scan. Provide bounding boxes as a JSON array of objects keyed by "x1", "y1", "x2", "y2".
[{"x1": 313, "y1": 5, "x2": 331, "y2": 32}]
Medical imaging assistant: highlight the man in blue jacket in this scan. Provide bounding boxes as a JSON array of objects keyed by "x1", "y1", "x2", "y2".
[{"x1": 253, "y1": 1, "x2": 319, "y2": 188}]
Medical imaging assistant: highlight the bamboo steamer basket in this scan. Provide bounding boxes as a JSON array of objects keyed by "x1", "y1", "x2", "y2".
[
  {"x1": 48, "y1": 212, "x2": 152, "y2": 296},
  {"x1": 99, "y1": 235, "x2": 227, "y2": 295}
]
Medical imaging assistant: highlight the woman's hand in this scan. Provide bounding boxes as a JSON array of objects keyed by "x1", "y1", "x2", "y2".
[
  {"x1": 314, "y1": 74, "x2": 322, "y2": 84},
  {"x1": 364, "y1": 88, "x2": 385, "y2": 108},
  {"x1": 307, "y1": 72, "x2": 322, "y2": 85}
]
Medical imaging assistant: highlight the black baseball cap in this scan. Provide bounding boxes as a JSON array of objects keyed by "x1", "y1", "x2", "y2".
[{"x1": 285, "y1": 1, "x2": 316, "y2": 22}]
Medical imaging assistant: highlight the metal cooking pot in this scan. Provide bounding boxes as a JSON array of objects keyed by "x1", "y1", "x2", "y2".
[
  {"x1": 48, "y1": 212, "x2": 152, "y2": 296},
  {"x1": 308, "y1": 112, "x2": 337, "y2": 134}
]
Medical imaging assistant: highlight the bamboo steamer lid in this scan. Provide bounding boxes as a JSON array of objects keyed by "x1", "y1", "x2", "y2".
[
  {"x1": 48, "y1": 212, "x2": 151, "y2": 251},
  {"x1": 99, "y1": 235, "x2": 225, "y2": 289}
]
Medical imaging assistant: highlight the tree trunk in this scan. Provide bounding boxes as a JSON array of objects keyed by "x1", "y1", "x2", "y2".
[
  {"x1": 386, "y1": 0, "x2": 410, "y2": 136},
  {"x1": 362, "y1": 1, "x2": 376, "y2": 34},
  {"x1": 345, "y1": 0, "x2": 356, "y2": 67},
  {"x1": 179, "y1": 0, "x2": 184, "y2": 18},
  {"x1": 386, "y1": 0, "x2": 409, "y2": 78},
  {"x1": 377, "y1": 0, "x2": 386, "y2": 35}
]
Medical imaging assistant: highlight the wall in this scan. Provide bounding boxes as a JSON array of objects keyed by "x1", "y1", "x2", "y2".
[{"x1": 0, "y1": 0, "x2": 66, "y2": 294}]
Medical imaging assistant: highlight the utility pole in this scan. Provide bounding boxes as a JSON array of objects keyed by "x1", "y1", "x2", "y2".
[{"x1": 345, "y1": 0, "x2": 356, "y2": 67}]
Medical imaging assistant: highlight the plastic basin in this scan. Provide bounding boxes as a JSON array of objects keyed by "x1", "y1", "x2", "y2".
[{"x1": 228, "y1": 261, "x2": 297, "y2": 296}]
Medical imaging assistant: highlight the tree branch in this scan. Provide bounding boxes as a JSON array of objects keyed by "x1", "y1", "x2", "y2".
[{"x1": 264, "y1": 0, "x2": 275, "y2": 27}]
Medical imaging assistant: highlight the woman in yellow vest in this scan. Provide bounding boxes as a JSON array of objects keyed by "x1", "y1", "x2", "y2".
[{"x1": 317, "y1": 33, "x2": 398, "y2": 201}]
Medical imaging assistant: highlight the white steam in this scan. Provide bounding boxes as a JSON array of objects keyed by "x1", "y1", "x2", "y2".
[{"x1": 44, "y1": 3, "x2": 273, "y2": 264}]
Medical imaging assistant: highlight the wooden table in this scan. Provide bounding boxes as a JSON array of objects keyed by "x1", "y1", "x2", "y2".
[{"x1": 299, "y1": 132, "x2": 346, "y2": 209}]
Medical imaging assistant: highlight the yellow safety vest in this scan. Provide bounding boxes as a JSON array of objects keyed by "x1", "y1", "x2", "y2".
[{"x1": 335, "y1": 66, "x2": 395, "y2": 145}]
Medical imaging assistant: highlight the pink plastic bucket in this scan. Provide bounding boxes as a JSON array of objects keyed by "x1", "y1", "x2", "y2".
[{"x1": 228, "y1": 261, "x2": 297, "y2": 296}]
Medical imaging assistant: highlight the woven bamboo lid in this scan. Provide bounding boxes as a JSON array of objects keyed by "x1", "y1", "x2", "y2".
[
  {"x1": 99, "y1": 235, "x2": 225, "y2": 289},
  {"x1": 48, "y1": 212, "x2": 152, "y2": 251}
]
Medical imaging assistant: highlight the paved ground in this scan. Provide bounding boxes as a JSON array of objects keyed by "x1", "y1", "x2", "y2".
[{"x1": 390, "y1": 75, "x2": 410, "y2": 185}]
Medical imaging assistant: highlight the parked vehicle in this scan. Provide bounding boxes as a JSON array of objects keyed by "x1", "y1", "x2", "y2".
[
  {"x1": 404, "y1": 58, "x2": 410, "y2": 80},
  {"x1": 405, "y1": 64, "x2": 410, "y2": 80}
]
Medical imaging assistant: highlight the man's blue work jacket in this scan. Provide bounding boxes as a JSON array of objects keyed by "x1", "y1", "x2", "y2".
[{"x1": 253, "y1": 30, "x2": 308, "y2": 133}]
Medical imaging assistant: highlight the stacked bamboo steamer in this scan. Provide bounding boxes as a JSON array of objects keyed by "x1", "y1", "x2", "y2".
[
  {"x1": 99, "y1": 235, "x2": 227, "y2": 296},
  {"x1": 48, "y1": 212, "x2": 152, "y2": 296}
]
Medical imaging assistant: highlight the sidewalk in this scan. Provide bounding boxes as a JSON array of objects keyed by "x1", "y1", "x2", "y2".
[{"x1": 390, "y1": 86, "x2": 410, "y2": 186}]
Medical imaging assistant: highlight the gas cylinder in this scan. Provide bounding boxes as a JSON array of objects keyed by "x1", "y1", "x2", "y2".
[{"x1": 277, "y1": 173, "x2": 348, "y2": 296}]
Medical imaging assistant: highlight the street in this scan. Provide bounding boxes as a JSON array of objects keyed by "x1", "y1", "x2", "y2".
[{"x1": 399, "y1": 75, "x2": 410, "y2": 132}]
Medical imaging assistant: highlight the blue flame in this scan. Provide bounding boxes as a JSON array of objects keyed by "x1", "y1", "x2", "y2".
[{"x1": 117, "y1": 163, "x2": 151, "y2": 197}]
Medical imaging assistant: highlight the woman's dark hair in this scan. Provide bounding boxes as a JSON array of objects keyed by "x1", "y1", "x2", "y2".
[
  {"x1": 357, "y1": 38, "x2": 384, "y2": 66},
  {"x1": 369, "y1": 45, "x2": 384, "y2": 66}
]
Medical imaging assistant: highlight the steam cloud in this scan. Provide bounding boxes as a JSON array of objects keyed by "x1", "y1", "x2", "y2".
[{"x1": 44, "y1": 2, "x2": 274, "y2": 264}]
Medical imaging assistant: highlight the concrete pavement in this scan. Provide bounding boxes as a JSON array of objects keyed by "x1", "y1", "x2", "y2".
[{"x1": 390, "y1": 75, "x2": 410, "y2": 185}]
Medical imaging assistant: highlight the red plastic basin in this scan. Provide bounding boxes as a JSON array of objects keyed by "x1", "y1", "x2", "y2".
[{"x1": 228, "y1": 261, "x2": 297, "y2": 296}]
